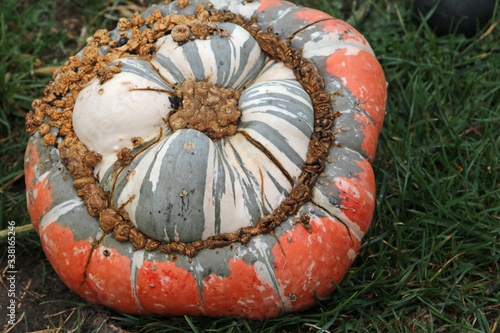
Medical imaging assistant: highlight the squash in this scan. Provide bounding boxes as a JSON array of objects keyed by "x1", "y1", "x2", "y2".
[{"x1": 25, "y1": 0, "x2": 386, "y2": 319}]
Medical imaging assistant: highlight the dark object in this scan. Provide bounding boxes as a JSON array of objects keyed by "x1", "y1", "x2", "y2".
[
  {"x1": 412, "y1": 0, "x2": 496, "y2": 37},
  {"x1": 117, "y1": 36, "x2": 129, "y2": 47},
  {"x1": 169, "y1": 95, "x2": 182, "y2": 110}
]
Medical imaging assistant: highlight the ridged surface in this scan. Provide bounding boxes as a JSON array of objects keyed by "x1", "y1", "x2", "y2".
[{"x1": 25, "y1": 0, "x2": 387, "y2": 319}]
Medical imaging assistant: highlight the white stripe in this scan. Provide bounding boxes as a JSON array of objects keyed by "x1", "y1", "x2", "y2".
[
  {"x1": 150, "y1": 59, "x2": 178, "y2": 85},
  {"x1": 130, "y1": 249, "x2": 146, "y2": 312},
  {"x1": 40, "y1": 199, "x2": 83, "y2": 230},
  {"x1": 192, "y1": 40, "x2": 217, "y2": 84},
  {"x1": 228, "y1": 134, "x2": 289, "y2": 211},
  {"x1": 241, "y1": 112, "x2": 311, "y2": 159},
  {"x1": 215, "y1": 138, "x2": 255, "y2": 233},
  {"x1": 243, "y1": 81, "x2": 312, "y2": 109},
  {"x1": 253, "y1": 61, "x2": 296, "y2": 84},
  {"x1": 116, "y1": 134, "x2": 176, "y2": 234},
  {"x1": 210, "y1": 0, "x2": 260, "y2": 19},
  {"x1": 241, "y1": 127, "x2": 302, "y2": 175},
  {"x1": 155, "y1": 36, "x2": 195, "y2": 80},
  {"x1": 229, "y1": 28, "x2": 264, "y2": 89},
  {"x1": 202, "y1": 141, "x2": 217, "y2": 239},
  {"x1": 298, "y1": 28, "x2": 374, "y2": 56},
  {"x1": 252, "y1": 237, "x2": 281, "y2": 297}
]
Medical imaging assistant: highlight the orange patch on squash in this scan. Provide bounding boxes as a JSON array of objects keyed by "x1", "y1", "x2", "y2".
[
  {"x1": 83, "y1": 245, "x2": 147, "y2": 314},
  {"x1": 316, "y1": 19, "x2": 370, "y2": 46},
  {"x1": 202, "y1": 258, "x2": 282, "y2": 319},
  {"x1": 294, "y1": 7, "x2": 333, "y2": 23},
  {"x1": 334, "y1": 160, "x2": 376, "y2": 234},
  {"x1": 135, "y1": 260, "x2": 204, "y2": 316},
  {"x1": 326, "y1": 49, "x2": 386, "y2": 133},
  {"x1": 272, "y1": 218, "x2": 360, "y2": 312},
  {"x1": 257, "y1": 0, "x2": 292, "y2": 11},
  {"x1": 39, "y1": 221, "x2": 99, "y2": 304},
  {"x1": 354, "y1": 112, "x2": 379, "y2": 161},
  {"x1": 25, "y1": 141, "x2": 54, "y2": 233}
]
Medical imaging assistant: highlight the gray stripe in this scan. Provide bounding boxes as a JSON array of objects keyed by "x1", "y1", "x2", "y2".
[
  {"x1": 333, "y1": 109, "x2": 370, "y2": 160},
  {"x1": 135, "y1": 130, "x2": 210, "y2": 242},
  {"x1": 182, "y1": 41, "x2": 206, "y2": 82},
  {"x1": 214, "y1": 138, "x2": 238, "y2": 206},
  {"x1": 240, "y1": 80, "x2": 314, "y2": 138},
  {"x1": 154, "y1": 54, "x2": 186, "y2": 83},
  {"x1": 56, "y1": 201, "x2": 101, "y2": 241},
  {"x1": 100, "y1": 133, "x2": 170, "y2": 194},
  {"x1": 315, "y1": 146, "x2": 365, "y2": 208},
  {"x1": 224, "y1": 139, "x2": 269, "y2": 223},
  {"x1": 212, "y1": 33, "x2": 233, "y2": 87},
  {"x1": 153, "y1": 22, "x2": 266, "y2": 88},
  {"x1": 239, "y1": 120, "x2": 305, "y2": 169},
  {"x1": 264, "y1": 168, "x2": 289, "y2": 205},
  {"x1": 235, "y1": 51, "x2": 268, "y2": 90},
  {"x1": 258, "y1": 61, "x2": 280, "y2": 77},
  {"x1": 212, "y1": 23, "x2": 267, "y2": 89},
  {"x1": 210, "y1": 142, "x2": 229, "y2": 235},
  {"x1": 225, "y1": 23, "x2": 267, "y2": 89},
  {"x1": 111, "y1": 58, "x2": 173, "y2": 91},
  {"x1": 109, "y1": 137, "x2": 171, "y2": 208},
  {"x1": 214, "y1": 138, "x2": 264, "y2": 227}
]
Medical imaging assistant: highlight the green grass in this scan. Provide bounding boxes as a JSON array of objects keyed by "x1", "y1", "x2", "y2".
[{"x1": 1, "y1": 0, "x2": 499, "y2": 332}]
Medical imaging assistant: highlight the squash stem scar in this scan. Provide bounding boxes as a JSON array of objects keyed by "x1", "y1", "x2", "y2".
[
  {"x1": 150, "y1": 61, "x2": 176, "y2": 89},
  {"x1": 238, "y1": 130, "x2": 294, "y2": 186},
  {"x1": 310, "y1": 198, "x2": 355, "y2": 243},
  {"x1": 286, "y1": 18, "x2": 337, "y2": 42},
  {"x1": 270, "y1": 230, "x2": 286, "y2": 258},
  {"x1": 118, "y1": 194, "x2": 137, "y2": 211},
  {"x1": 78, "y1": 232, "x2": 107, "y2": 289},
  {"x1": 129, "y1": 87, "x2": 174, "y2": 94}
]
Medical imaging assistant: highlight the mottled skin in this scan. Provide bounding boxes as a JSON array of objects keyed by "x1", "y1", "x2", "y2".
[{"x1": 25, "y1": 0, "x2": 386, "y2": 319}]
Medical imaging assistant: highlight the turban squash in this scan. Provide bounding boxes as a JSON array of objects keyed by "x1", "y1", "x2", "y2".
[{"x1": 24, "y1": 0, "x2": 386, "y2": 319}]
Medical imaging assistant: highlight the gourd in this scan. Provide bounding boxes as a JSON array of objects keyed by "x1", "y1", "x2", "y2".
[{"x1": 25, "y1": 0, "x2": 386, "y2": 319}]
